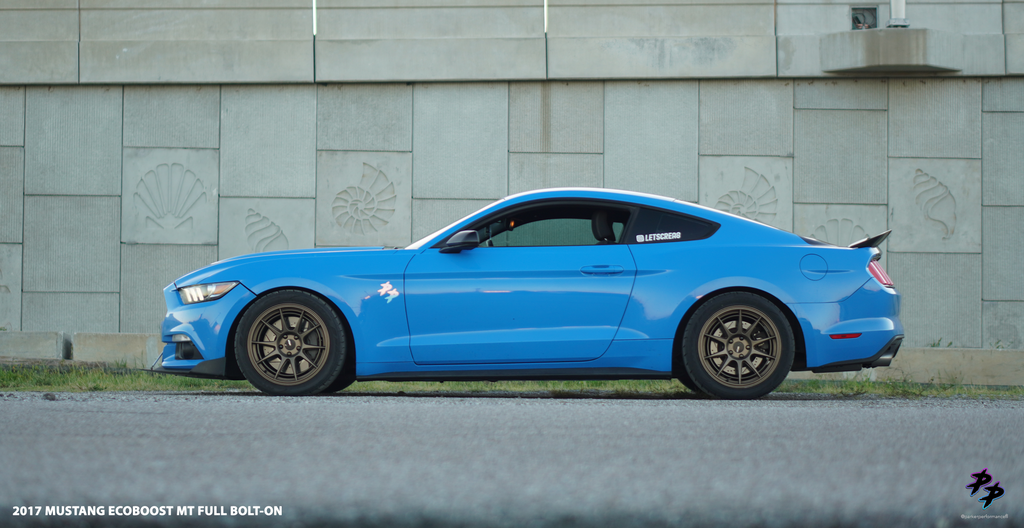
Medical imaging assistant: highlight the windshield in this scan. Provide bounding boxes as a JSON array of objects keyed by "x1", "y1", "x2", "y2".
[{"x1": 405, "y1": 198, "x2": 505, "y2": 250}]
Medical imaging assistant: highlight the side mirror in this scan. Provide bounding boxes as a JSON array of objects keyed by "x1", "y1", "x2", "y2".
[{"x1": 440, "y1": 230, "x2": 480, "y2": 253}]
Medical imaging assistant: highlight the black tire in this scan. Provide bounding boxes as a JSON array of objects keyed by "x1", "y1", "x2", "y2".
[
  {"x1": 681, "y1": 292, "x2": 794, "y2": 400},
  {"x1": 320, "y1": 373, "x2": 355, "y2": 393},
  {"x1": 673, "y1": 345, "x2": 705, "y2": 395},
  {"x1": 234, "y1": 290, "x2": 347, "y2": 396}
]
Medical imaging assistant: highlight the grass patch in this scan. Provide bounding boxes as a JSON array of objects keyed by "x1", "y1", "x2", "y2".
[{"x1": 1, "y1": 363, "x2": 1021, "y2": 398}]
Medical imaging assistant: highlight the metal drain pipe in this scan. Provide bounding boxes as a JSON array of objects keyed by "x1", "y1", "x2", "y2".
[{"x1": 887, "y1": 0, "x2": 909, "y2": 27}]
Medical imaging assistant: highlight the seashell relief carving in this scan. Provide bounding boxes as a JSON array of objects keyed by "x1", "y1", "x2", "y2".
[
  {"x1": 812, "y1": 218, "x2": 868, "y2": 247},
  {"x1": 133, "y1": 163, "x2": 207, "y2": 231},
  {"x1": 715, "y1": 168, "x2": 778, "y2": 224},
  {"x1": 912, "y1": 169, "x2": 956, "y2": 240},
  {"x1": 333, "y1": 163, "x2": 397, "y2": 235},
  {"x1": 245, "y1": 209, "x2": 289, "y2": 253}
]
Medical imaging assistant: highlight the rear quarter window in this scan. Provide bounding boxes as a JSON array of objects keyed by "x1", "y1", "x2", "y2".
[{"x1": 626, "y1": 208, "x2": 719, "y2": 244}]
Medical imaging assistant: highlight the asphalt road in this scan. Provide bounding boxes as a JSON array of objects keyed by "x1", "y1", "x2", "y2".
[{"x1": 1, "y1": 391, "x2": 1022, "y2": 528}]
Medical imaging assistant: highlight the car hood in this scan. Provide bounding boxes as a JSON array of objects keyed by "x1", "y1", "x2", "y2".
[{"x1": 173, "y1": 247, "x2": 394, "y2": 288}]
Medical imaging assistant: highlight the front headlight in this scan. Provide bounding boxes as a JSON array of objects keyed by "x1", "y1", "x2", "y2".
[{"x1": 178, "y1": 282, "x2": 239, "y2": 305}]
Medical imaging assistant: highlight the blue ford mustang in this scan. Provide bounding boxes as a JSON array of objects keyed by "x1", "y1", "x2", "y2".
[{"x1": 155, "y1": 188, "x2": 902, "y2": 399}]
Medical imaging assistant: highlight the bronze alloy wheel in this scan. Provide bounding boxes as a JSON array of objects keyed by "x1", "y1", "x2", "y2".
[
  {"x1": 697, "y1": 305, "x2": 781, "y2": 389},
  {"x1": 681, "y1": 291, "x2": 794, "y2": 399},
  {"x1": 246, "y1": 302, "x2": 332, "y2": 387}
]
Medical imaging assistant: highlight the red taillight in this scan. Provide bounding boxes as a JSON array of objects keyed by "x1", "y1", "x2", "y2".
[
  {"x1": 868, "y1": 260, "x2": 893, "y2": 287},
  {"x1": 830, "y1": 333, "x2": 862, "y2": 340}
]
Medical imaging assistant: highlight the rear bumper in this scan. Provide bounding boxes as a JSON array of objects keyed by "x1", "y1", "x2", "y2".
[{"x1": 811, "y1": 335, "x2": 903, "y2": 373}]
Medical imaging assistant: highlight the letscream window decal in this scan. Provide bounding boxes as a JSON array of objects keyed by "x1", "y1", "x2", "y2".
[{"x1": 635, "y1": 232, "x2": 683, "y2": 243}]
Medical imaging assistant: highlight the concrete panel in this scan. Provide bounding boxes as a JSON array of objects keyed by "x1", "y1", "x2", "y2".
[
  {"x1": 24, "y1": 86, "x2": 123, "y2": 196},
  {"x1": 604, "y1": 81, "x2": 698, "y2": 201},
  {"x1": 820, "y1": 28, "x2": 964, "y2": 73},
  {"x1": 888, "y1": 158, "x2": 981, "y2": 253},
  {"x1": 219, "y1": 198, "x2": 315, "y2": 260},
  {"x1": 220, "y1": 85, "x2": 316, "y2": 198},
  {"x1": 699, "y1": 81, "x2": 793, "y2": 157},
  {"x1": 548, "y1": 5, "x2": 774, "y2": 37},
  {"x1": 983, "y1": 78, "x2": 1024, "y2": 112},
  {"x1": 72, "y1": 333, "x2": 160, "y2": 367},
  {"x1": 983, "y1": 302, "x2": 1024, "y2": 349},
  {"x1": 1009, "y1": 35, "x2": 1024, "y2": 75},
  {"x1": 887, "y1": 252, "x2": 981, "y2": 348},
  {"x1": 315, "y1": 151, "x2": 413, "y2": 247},
  {"x1": 23, "y1": 196, "x2": 120, "y2": 293},
  {"x1": 316, "y1": 6, "x2": 541, "y2": 39},
  {"x1": 121, "y1": 148, "x2": 219, "y2": 245},
  {"x1": 22, "y1": 293, "x2": 119, "y2": 335},
  {"x1": 120, "y1": 245, "x2": 217, "y2": 335},
  {"x1": 961, "y1": 34, "x2": 1005, "y2": 76},
  {"x1": 317, "y1": 84, "x2": 412, "y2": 152},
  {"x1": 0, "y1": 332, "x2": 65, "y2": 360},
  {"x1": 789, "y1": 349, "x2": 1024, "y2": 386},
  {"x1": 0, "y1": 148, "x2": 23, "y2": 243},
  {"x1": 0, "y1": 244, "x2": 22, "y2": 332},
  {"x1": 0, "y1": 8, "x2": 78, "y2": 41},
  {"x1": 547, "y1": 37, "x2": 778, "y2": 79},
  {"x1": 124, "y1": 86, "x2": 220, "y2": 149},
  {"x1": 982, "y1": 207, "x2": 1024, "y2": 301},
  {"x1": 982, "y1": 112, "x2": 1024, "y2": 206},
  {"x1": 1008, "y1": 3, "x2": 1024, "y2": 34},
  {"x1": 904, "y1": 3, "x2": 1002, "y2": 34},
  {"x1": 412, "y1": 83, "x2": 508, "y2": 199},
  {"x1": 509, "y1": 82, "x2": 603, "y2": 154},
  {"x1": 315, "y1": 39, "x2": 546, "y2": 82},
  {"x1": 777, "y1": 35, "x2": 823, "y2": 78},
  {"x1": 80, "y1": 8, "x2": 311, "y2": 41},
  {"x1": 0, "y1": 87, "x2": 24, "y2": 146},
  {"x1": 0, "y1": 42, "x2": 78, "y2": 84},
  {"x1": 792, "y1": 204, "x2": 888, "y2": 267},
  {"x1": 411, "y1": 199, "x2": 494, "y2": 242},
  {"x1": 793, "y1": 110, "x2": 887, "y2": 204},
  {"x1": 698, "y1": 156, "x2": 793, "y2": 231},
  {"x1": 508, "y1": 154, "x2": 603, "y2": 195},
  {"x1": 888, "y1": 79, "x2": 982, "y2": 159},
  {"x1": 80, "y1": 41, "x2": 313, "y2": 84},
  {"x1": 776, "y1": 5, "x2": 849, "y2": 36},
  {"x1": 794, "y1": 79, "x2": 888, "y2": 110}
]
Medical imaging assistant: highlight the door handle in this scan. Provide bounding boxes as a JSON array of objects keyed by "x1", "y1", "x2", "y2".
[{"x1": 580, "y1": 265, "x2": 625, "y2": 275}]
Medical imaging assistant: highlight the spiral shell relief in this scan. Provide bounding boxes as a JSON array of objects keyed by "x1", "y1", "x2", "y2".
[
  {"x1": 912, "y1": 169, "x2": 957, "y2": 239},
  {"x1": 245, "y1": 209, "x2": 289, "y2": 253},
  {"x1": 333, "y1": 163, "x2": 397, "y2": 235},
  {"x1": 133, "y1": 163, "x2": 207, "y2": 231},
  {"x1": 715, "y1": 168, "x2": 778, "y2": 224},
  {"x1": 812, "y1": 218, "x2": 868, "y2": 247}
]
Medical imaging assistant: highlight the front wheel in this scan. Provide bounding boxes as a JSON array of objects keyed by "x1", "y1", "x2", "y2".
[
  {"x1": 235, "y1": 290, "x2": 347, "y2": 396},
  {"x1": 681, "y1": 292, "x2": 794, "y2": 400}
]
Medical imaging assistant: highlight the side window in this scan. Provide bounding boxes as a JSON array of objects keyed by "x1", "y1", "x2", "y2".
[
  {"x1": 473, "y1": 203, "x2": 630, "y2": 247},
  {"x1": 625, "y1": 208, "x2": 718, "y2": 244}
]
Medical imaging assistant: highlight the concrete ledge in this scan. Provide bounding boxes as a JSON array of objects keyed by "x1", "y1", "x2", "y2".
[
  {"x1": 789, "y1": 348, "x2": 1024, "y2": 386},
  {"x1": 0, "y1": 41, "x2": 78, "y2": 84},
  {"x1": 0, "y1": 332, "x2": 68, "y2": 360},
  {"x1": 71, "y1": 333, "x2": 161, "y2": 368},
  {"x1": 820, "y1": 28, "x2": 963, "y2": 73}
]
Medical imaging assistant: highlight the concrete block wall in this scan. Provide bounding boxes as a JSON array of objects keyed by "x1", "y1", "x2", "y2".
[
  {"x1": 0, "y1": 78, "x2": 1021, "y2": 351},
  {"x1": 2, "y1": 1, "x2": 1024, "y2": 84}
]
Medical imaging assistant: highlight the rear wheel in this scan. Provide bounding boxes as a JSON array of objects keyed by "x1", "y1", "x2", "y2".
[
  {"x1": 682, "y1": 292, "x2": 794, "y2": 400},
  {"x1": 235, "y1": 290, "x2": 347, "y2": 396}
]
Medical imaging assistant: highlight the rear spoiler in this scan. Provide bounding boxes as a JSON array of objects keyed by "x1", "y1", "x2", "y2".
[{"x1": 848, "y1": 230, "x2": 891, "y2": 249}]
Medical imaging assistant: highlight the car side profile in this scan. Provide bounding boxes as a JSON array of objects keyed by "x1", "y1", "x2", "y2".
[{"x1": 154, "y1": 188, "x2": 903, "y2": 399}]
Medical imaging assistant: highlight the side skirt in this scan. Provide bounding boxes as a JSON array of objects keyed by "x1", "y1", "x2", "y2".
[{"x1": 359, "y1": 367, "x2": 672, "y2": 383}]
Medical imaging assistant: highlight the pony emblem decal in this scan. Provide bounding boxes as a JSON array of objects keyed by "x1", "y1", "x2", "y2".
[{"x1": 377, "y1": 281, "x2": 400, "y2": 303}]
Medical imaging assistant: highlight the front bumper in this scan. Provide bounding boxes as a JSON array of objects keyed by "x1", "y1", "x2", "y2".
[{"x1": 155, "y1": 281, "x2": 256, "y2": 379}]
